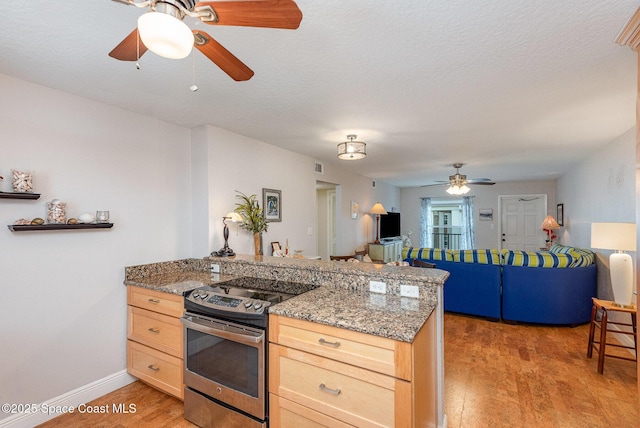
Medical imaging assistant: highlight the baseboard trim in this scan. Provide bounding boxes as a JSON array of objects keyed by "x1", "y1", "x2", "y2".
[{"x1": 0, "y1": 370, "x2": 136, "y2": 428}]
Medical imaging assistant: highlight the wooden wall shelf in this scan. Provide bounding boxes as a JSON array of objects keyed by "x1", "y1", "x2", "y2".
[
  {"x1": 8, "y1": 223, "x2": 114, "y2": 232},
  {"x1": 0, "y1": 192, "x2": 41, "y2": 200}
]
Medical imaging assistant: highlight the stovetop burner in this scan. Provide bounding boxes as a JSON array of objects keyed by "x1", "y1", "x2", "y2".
[{"x1": 184, "y1": 276, "x2": 316, "y2": 327}]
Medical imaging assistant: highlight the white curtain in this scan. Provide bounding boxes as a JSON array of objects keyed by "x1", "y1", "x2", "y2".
[
  {"x1": 460, "y1": 196, "x2": 475, "y2": 249},
  {"x1": 420, "y1": 197, "x2": 433, "y2": 247}
]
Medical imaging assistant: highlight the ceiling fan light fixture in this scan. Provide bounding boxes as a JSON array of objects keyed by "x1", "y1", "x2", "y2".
[
  {"x1": 138, "y1": 11, "x2": 194, "y2": 59},
  {"x1": 446, "y1": 183, "x2": 470, "y2": 195},
  {"x1": 337, "y1": 134, "x2": 366, "y2": 160}
]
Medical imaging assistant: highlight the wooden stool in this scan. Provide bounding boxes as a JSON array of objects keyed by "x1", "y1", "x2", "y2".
[{"x1": 587, "y1": 298, "x2": 637, "y2": 374}]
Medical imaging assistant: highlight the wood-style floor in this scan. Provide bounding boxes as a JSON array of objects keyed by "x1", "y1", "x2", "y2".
[{"x1": 37, "y1": 313, "x2": 638, "y2": 428}]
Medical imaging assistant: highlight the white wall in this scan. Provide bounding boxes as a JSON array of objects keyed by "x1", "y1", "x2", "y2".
[
  {"x1": 0, "y1": 75, "x2": 192, "y2": 419},
  {"x1": 0, "y1": 74, "x2": 395, "y2": 423},
  {"x1": 556, "y1": 127, "x2": 636, "y2": 299},
  {"x1": 400, "y1": 180, "x2": 556, "y2": 249}
]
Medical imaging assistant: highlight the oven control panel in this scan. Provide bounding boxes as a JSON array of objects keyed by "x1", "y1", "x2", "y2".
[{"x1": 187, "y1": 288, "x2": 271, "y2": 315}]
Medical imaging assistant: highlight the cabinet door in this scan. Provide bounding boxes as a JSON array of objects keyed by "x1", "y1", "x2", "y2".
[
  {"x1": 128, "y1": 286, "x2": 184, "y2": 317},
  {"x1": 128, "y1": 340, "x2": 183, "y2": 399},
  {"x1": 270, "y1": 394, "x2": 354, "y2": 428},
  {"x1": 128, "y1": 306, "x2": 183, "y2": 358},
  {"x1": 269, "y1": 344, "x2": 411, "y2": 428}
]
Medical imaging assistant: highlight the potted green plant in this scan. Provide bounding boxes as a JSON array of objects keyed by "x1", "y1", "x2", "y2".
[{"x1": 234, "y1": 190, "x2": 269, "y2": 255}]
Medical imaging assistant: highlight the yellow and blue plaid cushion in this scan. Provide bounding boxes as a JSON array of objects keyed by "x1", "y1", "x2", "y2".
[
  {"x1": 549, "y1": 244, "x2": 594, "y2": 267},
  {"x1": 452, "y1": 249, "x2": 501, "y2": 265},
  {"x1": 403, "y1": 247, "x2": 453, "y2": 261},
  {"x1": 501, "y1": 249, "x2": 575, "y2": 268}
]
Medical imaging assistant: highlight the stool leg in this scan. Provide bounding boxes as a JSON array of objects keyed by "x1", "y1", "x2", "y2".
[
  {"x1": 632, "y1": 313, "x2": 637, "y2": 360},
  {"x1": 597, "y1": 309, "x2": 608, "y2": 374},
  {"x1": 587, "y1": 304, "x2": 597, "y2": 358}
]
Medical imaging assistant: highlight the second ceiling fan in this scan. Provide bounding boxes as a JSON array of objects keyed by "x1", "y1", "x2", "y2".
[
  {"x1": 109, "y1": 0, "x2": 303, "y2": 81},
  {"x1": 423, "y1": 163, "x2": 495, "y2": 195}
]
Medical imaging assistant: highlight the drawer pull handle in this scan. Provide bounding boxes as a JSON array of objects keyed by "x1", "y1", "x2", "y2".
[
  {"x1": 319, "y1": 383, "x2": 341, "y2": 395},
  {"x1": 148, "y1": 328, "x2": 160, "y2": 334},
  {"x1": 147, "y1": 364, "x2": 160, "y2": 372},
  {"x1": 318, "y1": 338, "x2": 340, "y2": 347},
  {"x1": 147, "y1": 298, "x2": 161, "y2": 304}
]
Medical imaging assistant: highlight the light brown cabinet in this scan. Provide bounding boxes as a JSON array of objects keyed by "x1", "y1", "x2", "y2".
[
  {"x1": 126, "y1": 286, "x2": 184, "y2": 399},
  {"x1": 269, "y1": 314, "x2": 437, "y2": 427}
]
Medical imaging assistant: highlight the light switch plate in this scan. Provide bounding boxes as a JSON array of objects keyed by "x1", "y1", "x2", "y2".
[
  {"x1": 369, "y1": 280, "x2": 386, "y2": 294},
  {"x1": 211, "y1": 264, "x2": 220, "y2": 273}
]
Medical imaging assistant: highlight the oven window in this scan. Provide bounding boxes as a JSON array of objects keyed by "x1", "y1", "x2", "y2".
[{"x1": 186, "y1": 329, "x2": 259, "y2": 398}]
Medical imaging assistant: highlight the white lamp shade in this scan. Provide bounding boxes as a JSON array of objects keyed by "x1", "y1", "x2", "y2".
[
  {"x1": 226, "y1": 212, "x2": 243, "y2": 222},
  {"x1": 370, "y1": 202, "x2": 387, "y2": 215},
  {"x1": 590, "y1": 222, "x2": 636, "y2": 252},
  {"x1": 138, "y1": 12, "x2": 194, "y2": 59}
]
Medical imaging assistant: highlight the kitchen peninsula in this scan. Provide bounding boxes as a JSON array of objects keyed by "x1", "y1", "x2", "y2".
[{"x1": 124, "y1": 255, "x2": 448, "y2": 427}]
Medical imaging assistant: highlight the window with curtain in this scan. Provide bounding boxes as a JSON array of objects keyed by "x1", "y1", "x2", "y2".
[{"x1": 420, "y1": 196, "x2": 475, "y2": 249}]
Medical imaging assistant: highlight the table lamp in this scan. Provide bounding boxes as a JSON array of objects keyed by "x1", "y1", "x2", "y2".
[
  {"x1": 591, "y1": 222, "x2": 637, "y2": 307},
  {"x1": 540, "y1": 215, "x2": 560, "y2": 249},
  {"x1": 214, "y1": 212, "x2": 243, "y2": 257},
  {"x1": 370, "y1": 202, "x2": 387, "y2": 244}
]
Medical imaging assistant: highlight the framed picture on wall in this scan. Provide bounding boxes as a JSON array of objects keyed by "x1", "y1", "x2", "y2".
[
  {"x1": 263, "y1": 188, "x2": 282, "y2": 222},
  {"x1": 351, "y1": 201, "x2": 359, "y2": 219},
  {"x1": 479, "y1": 209, "x2": 493, "y2": 221},
  {"x1": 557, "y1": 203, "x2": 564, "y2": 226}
]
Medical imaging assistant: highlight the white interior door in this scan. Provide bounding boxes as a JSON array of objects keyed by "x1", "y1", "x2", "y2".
[{"x1": 500, "y1": 195, "x2": 547, "y2": 251}]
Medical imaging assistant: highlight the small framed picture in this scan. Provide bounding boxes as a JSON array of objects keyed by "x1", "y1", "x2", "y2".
[
  {"x1": 263, "y1": 188, "x2": 282, "y2": 222},
  {"x1": 351, "y1": 201, "x2": 359, "y2": 219},
  {"x1": 271, "y1": 242, "x2": 281, "y2": 253},
  {"x1": 479, "y1": 209, "x2": 493, "y2": 221},
  {"x1": 557, "y1": 203, "x2": 564, "y2": 226}
]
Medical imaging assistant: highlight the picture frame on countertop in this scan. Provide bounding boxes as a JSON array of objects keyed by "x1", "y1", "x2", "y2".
[
  {"x1": 271, "y1": 242, "x2": 281, "y2": 254},
  {"x1": 557, "y1": 203, "x2": 564, "y2": 226},
  {"x1": 263, "y1": 188, "x2": 281, "y2": 222}
]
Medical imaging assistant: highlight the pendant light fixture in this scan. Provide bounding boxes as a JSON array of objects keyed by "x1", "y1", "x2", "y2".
[{"x1": 337, "y1": 135, "x2": 366, "y2": 160}]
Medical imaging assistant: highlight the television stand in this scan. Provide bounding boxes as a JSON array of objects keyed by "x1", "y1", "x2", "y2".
[{"x1": 368, "y1": 239, "x2": 403, "y2": 263}]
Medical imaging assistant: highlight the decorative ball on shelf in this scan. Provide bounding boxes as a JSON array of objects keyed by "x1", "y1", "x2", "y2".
[{"x1": 78, "y1": 212, "x2": 95, "y2": 224}]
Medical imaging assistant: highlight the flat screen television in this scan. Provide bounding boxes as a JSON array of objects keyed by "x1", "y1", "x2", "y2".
[{"x1": 379, "y1": 212, "x2": 401, "y2": 239}]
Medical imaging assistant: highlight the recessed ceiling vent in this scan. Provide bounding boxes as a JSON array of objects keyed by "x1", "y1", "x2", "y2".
[{"x1": 314, "y1": 161, "x2": 324, "y2": 174}]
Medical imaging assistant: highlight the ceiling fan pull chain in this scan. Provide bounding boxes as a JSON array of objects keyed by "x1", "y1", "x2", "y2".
[
  {"x1": 190, "y1": 52, "x2": 198, "y2": 92},
  {"x1": 135, "y1": 29, "x2": 141, "y2": 70}
]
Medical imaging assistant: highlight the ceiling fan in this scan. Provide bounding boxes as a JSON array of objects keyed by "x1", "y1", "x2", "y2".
[
  {"x1": 422, "y1": 163, "x2": 495, "y2": 194},
  {"x1": 109, "y1": 0, "x2": 303, "y2": 81}
]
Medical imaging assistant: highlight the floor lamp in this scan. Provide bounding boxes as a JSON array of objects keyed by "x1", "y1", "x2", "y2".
[
  {"x1": 591, "y1": 222, "x2": 637, "y2": 307},
  {"x1": 370, "y1": 202, "x2": 387, "y2": 244}
]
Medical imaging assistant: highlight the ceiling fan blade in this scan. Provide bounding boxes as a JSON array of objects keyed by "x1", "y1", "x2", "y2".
[
  {"x1": 108, "y1": 29, "x2": 148, "y2": 61},
  {"x1": 196, "y1": 0, "x2": 303, "y2": 29},
  {"x1": 468, "y1": 181, "x2": 495, "y2": 185},
  {"x1": 193, "y1": 30, "x2": 254, "y2": 81}
]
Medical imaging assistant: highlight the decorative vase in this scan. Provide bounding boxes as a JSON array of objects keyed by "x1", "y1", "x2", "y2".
[{"x1": 253, "y1": 232, "x2": 263, "y2": 256}]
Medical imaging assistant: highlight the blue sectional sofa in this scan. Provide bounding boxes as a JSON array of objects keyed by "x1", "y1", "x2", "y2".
[{"x1": 403, "y1": 245, "x2": 597, "y2": 325}]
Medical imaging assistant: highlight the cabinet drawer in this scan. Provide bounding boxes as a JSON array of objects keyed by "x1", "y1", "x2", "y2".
[
  {"x1": 127, "y1": 340, "x2": 183, "y2": 400},
  {"x1": 128, "y1": 306, "x2": 183, "y2": 358},
  {"x1": 269, "y1": 315, "x2": 411, "y2": 380},
  {"x1": 270, "y1": 394, "x2": 354, "y2": 428},
  {"x1": 127, "y1": 286, "x2": 184, "y2": 317},
  {"x1": 269, "y1": 344, "x2": 410, "y2": 428}
]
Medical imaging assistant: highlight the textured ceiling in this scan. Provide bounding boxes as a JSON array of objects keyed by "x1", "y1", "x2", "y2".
[{"x1": 0, "y1": 1, "x2": 638, "y2": 187}]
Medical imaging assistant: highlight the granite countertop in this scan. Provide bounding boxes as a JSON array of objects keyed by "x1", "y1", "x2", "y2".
[
  {"x1": 268, "y1": 286, "x2": 437, "y2": 343},
  {"x1": 124, "y1": 257, "x2": 443, "y2": 343},
  {"x1": 124, "y1": 271, "x2": 240, "y2": 295}
]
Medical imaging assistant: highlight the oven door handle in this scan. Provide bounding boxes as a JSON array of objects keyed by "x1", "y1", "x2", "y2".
[{"x1": 181, "y1": 316, "x2": 264, "y2": 345}]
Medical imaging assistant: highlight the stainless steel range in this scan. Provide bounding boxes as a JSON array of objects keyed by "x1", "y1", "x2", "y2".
[{"x1": 180, "y1": 277, "x2": 314, "y2": 428}]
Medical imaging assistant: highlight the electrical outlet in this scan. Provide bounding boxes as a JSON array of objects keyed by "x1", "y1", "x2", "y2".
[
  {"x1": 210, "y1": 264, "x2": 220, "y2": 273},
  {"x1": 369, "y1": 280, "x2": 386, "y2": 294},
  {"x1": 400, "y1": 284, "x2": 420, "y2": 298}
]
